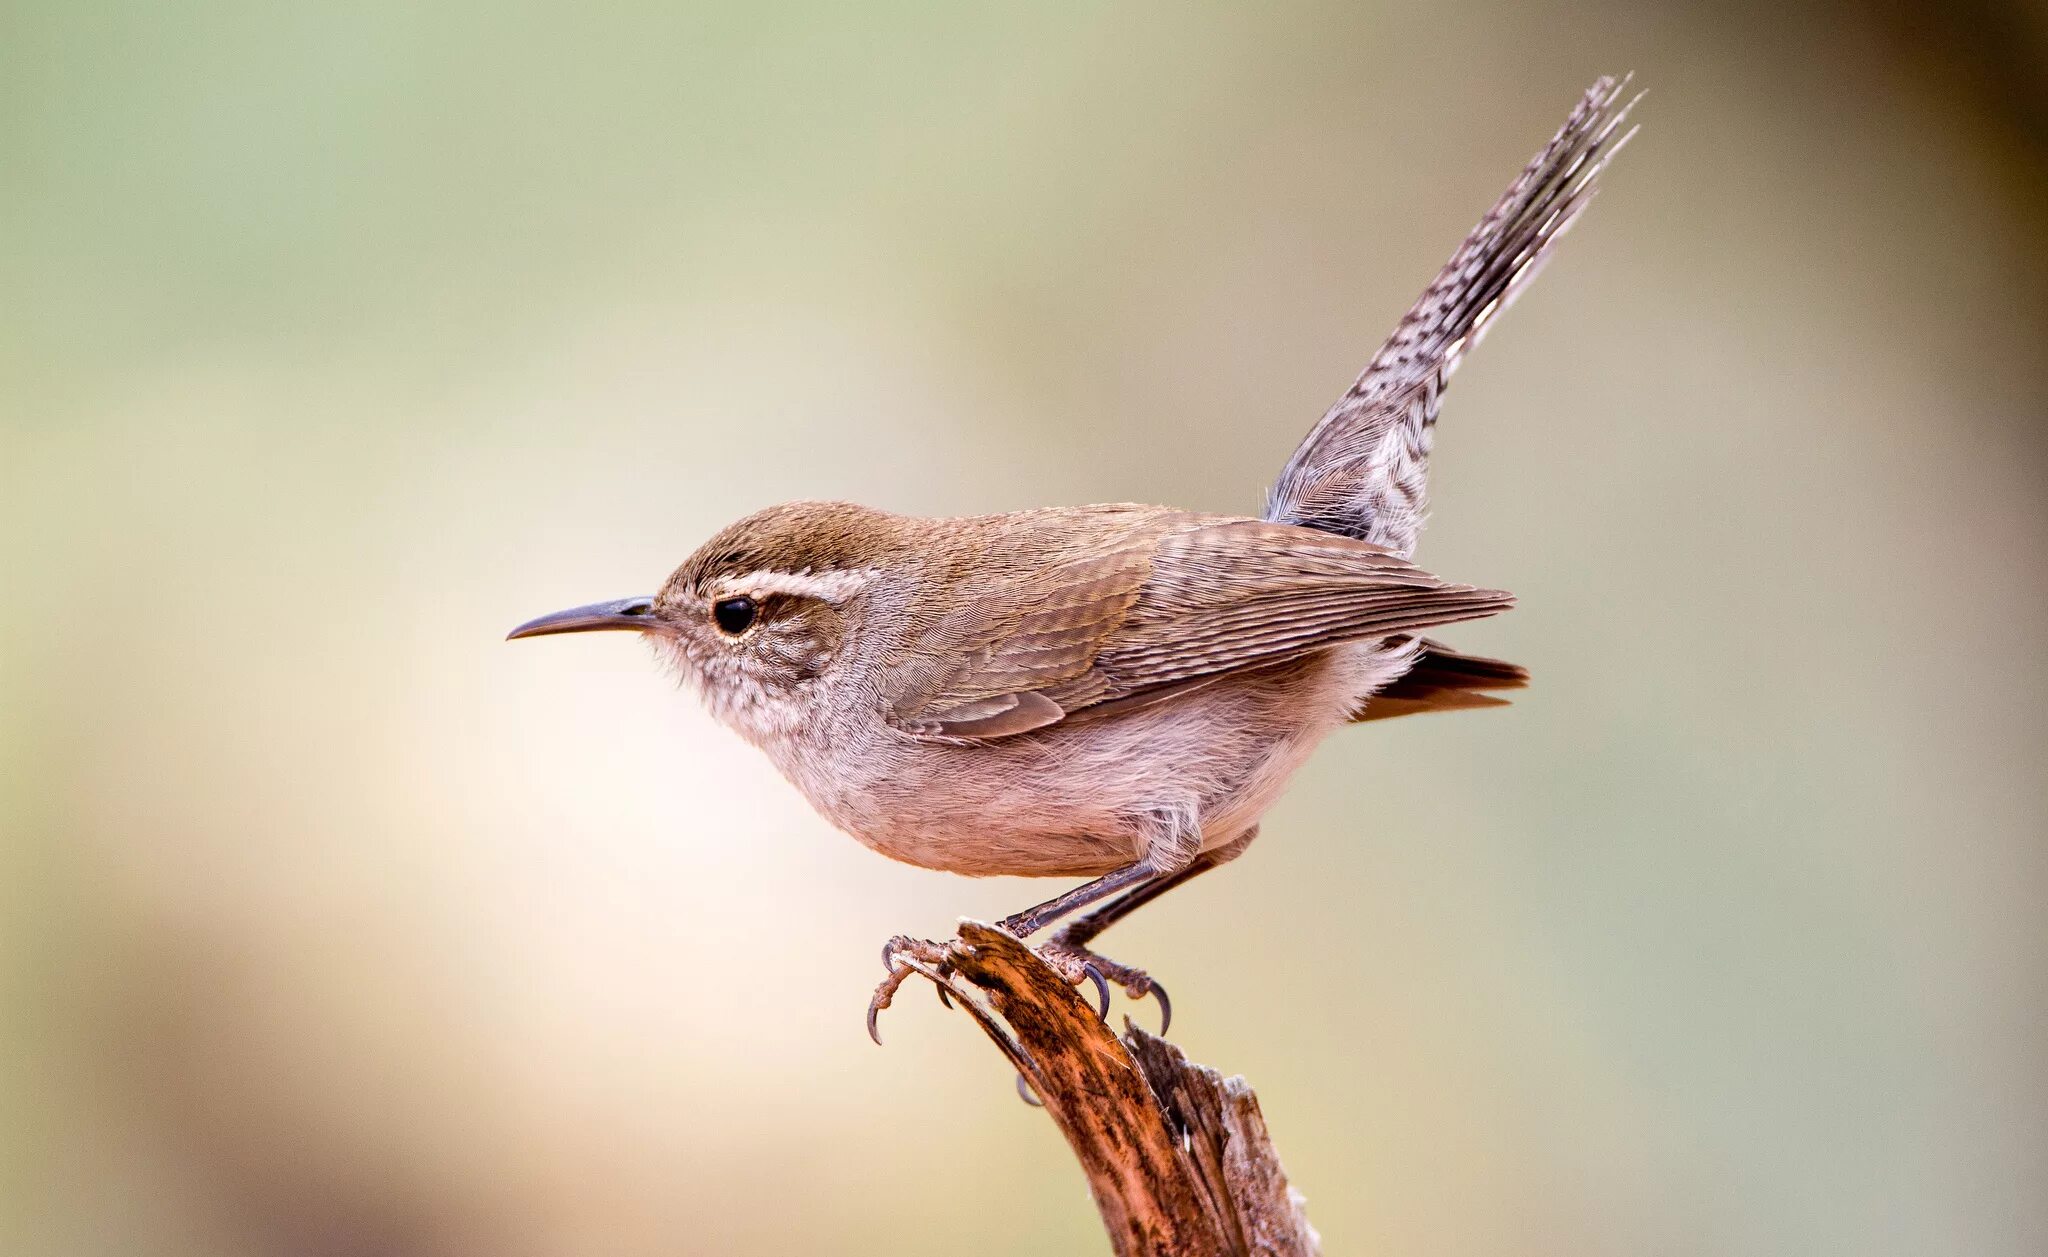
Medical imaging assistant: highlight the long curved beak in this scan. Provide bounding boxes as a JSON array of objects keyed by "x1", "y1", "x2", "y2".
[{"x1": 506, "y1": 596, "x2": 659, "y2": 640}]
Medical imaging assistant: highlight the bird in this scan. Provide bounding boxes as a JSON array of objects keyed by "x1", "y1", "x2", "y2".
[{"x1": 509, "y1": 77, "x2": 1636, "y2": 1041}]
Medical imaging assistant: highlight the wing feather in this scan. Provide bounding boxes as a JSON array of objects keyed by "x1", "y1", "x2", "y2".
[{"x1": 884, "y1": 512, "x2": 1512, "y2": 739}]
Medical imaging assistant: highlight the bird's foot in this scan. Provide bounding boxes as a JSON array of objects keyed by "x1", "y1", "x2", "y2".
[
  {"x1": 1028, "y1": 941, "x2": 1114, "y2": 1021},
  {"x1": 867, "y1": 935, "x2": 954, "y2": 1045},
  {"x1": 1036, "y1": 939, "x2": 1171, "y2": 1035},
  {"x1": 867, "y1": 930, "x2": 1122, "y2": 1045}
]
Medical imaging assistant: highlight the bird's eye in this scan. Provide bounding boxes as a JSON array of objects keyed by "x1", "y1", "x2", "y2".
[{"x1": 712, "y1": 597, "x2": 758, "y2": 636}]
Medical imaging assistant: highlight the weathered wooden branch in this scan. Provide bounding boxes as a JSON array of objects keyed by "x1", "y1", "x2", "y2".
[{"x1": 897, "y1": 921, "x2": 1320, "y2": 1256}]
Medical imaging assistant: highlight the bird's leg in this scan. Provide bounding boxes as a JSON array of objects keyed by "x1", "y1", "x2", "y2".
[
  {"x1": 871, "y1": 811, "x2": 1215, "y2": 1043},
  {"x1": 998, "y1": 860, "x2": 1163, "y2": 939},
  {"x1": 1000, "y1": 801, "x2": 1206, "y2": 939},
  {"x1": 992, "y1": 806, "x2": 1225, "y2": 1027},
  {"x1": 987, "y1": 861, "x2": 1159, "y2": 1015},
  {"x1": 1040, "y1": 829, "x2": 1259, "y2": 1034},
  {"x1": 1057, "y1": 829, "x2": 1256, "y2": 948}
]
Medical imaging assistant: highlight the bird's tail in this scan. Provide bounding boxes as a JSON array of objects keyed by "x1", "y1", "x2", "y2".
[
  {"x1": 1265, "y1": 76, "x2": 1637, "y2": 557},
  {"x1": 1349, "y1": 638, "x2": 1529, "y2": 722}
]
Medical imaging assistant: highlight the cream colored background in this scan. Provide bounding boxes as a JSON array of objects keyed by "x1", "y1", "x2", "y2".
[{"x1": 6, "y1": 3, "x2": 2046, "y2": 1255}]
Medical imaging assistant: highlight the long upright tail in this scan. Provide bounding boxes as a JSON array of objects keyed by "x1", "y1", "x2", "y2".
[{"x1": 1265, "y1": 76, "x2": 1637, "y2": 558}]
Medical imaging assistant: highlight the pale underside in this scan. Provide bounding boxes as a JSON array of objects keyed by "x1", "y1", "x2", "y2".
[{"x1": 725, "y1": 505, "x2": 1515, "y2": 880}]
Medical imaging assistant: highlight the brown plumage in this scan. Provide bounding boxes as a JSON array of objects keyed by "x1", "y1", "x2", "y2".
[
  {"x1": 508, "y1": 78, "x2": 1636, "y2": 1036},
  {"x1": 876, "y1": 508, "x2": 1512, "y2": 738},
  {"x1": 1351, "y1": 639, "x2": 1530, "y2": 722}
]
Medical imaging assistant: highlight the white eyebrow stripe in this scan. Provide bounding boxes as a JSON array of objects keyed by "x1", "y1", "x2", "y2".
[{"x1": 711, "y1": 568, "x2": 879, "y2": 603}]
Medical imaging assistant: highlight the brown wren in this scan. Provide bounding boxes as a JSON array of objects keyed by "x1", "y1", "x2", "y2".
[{"x1": 510, "y1": 78, "x2": 1635, "y2": 1038}]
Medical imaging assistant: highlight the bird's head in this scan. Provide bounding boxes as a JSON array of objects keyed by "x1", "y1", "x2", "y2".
[{"x1": 508, "y1": 500, "x2": 912, "y2": 742}]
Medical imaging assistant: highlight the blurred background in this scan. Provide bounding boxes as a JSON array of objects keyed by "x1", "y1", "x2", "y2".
[{"x1": 5, "y1": 2, "x2": 2046, "y2": 1254}]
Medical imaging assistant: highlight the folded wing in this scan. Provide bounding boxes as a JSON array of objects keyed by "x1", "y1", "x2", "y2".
[{"x1": 884, "y1": 511, "x2": 1513, "y2": 740}]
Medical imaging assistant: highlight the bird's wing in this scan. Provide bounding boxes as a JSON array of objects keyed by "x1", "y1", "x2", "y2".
[
  {"x1": 882, "y1": 513, "x2": 1513, "y2": 740},
  {"x1": 1265, "y1": 76, "x2": 1637, "y2": 556}
]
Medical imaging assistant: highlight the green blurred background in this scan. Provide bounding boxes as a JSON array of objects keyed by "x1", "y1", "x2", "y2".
[{"x1": 6, "y1": 2, "x2": 2046, "y2": 1254}]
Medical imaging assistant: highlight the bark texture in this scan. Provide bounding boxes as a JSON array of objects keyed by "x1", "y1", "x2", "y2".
[{"x1": 901, "y1": 922, "x2": 1320, "y2": 1256}]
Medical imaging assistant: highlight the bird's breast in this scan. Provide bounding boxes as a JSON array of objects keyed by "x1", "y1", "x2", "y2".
[{"x1": 749, "y1": 643, "x2": 1404, "y2": 878}]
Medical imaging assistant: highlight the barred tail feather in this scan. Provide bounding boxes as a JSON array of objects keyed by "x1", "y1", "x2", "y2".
[{"x1": 1266, "y1": 75, "x2": 1637, "y2": 557}]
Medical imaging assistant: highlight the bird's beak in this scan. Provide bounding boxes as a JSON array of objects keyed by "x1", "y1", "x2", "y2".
[{"x1": 506, "y1": 596, "x2": 660, "y2": 640}]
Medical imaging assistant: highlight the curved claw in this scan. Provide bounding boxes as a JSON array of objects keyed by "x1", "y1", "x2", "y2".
[
  {"x1": 1015, "y1": 1072, "x2": 1044, "y2": 1107},
  {"x1": 1083, "y1": 964, "x2": 1111, "y2": 1021},
  {"x1": 1145, "y1": 980, "x2": 1172, "y2": 1037},
  {"x1": 871, "y1": 938, "x2": 947, "y2": 1042}
]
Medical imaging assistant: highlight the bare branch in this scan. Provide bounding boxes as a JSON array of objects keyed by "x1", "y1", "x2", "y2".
[{"x1": 905, "y1": 922, "x2": 1320, "y2": 1256}]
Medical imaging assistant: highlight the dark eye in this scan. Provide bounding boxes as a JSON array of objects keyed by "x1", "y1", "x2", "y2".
[{"x1": 712, "y1": 596, "x2": 757, "y2": 636}]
